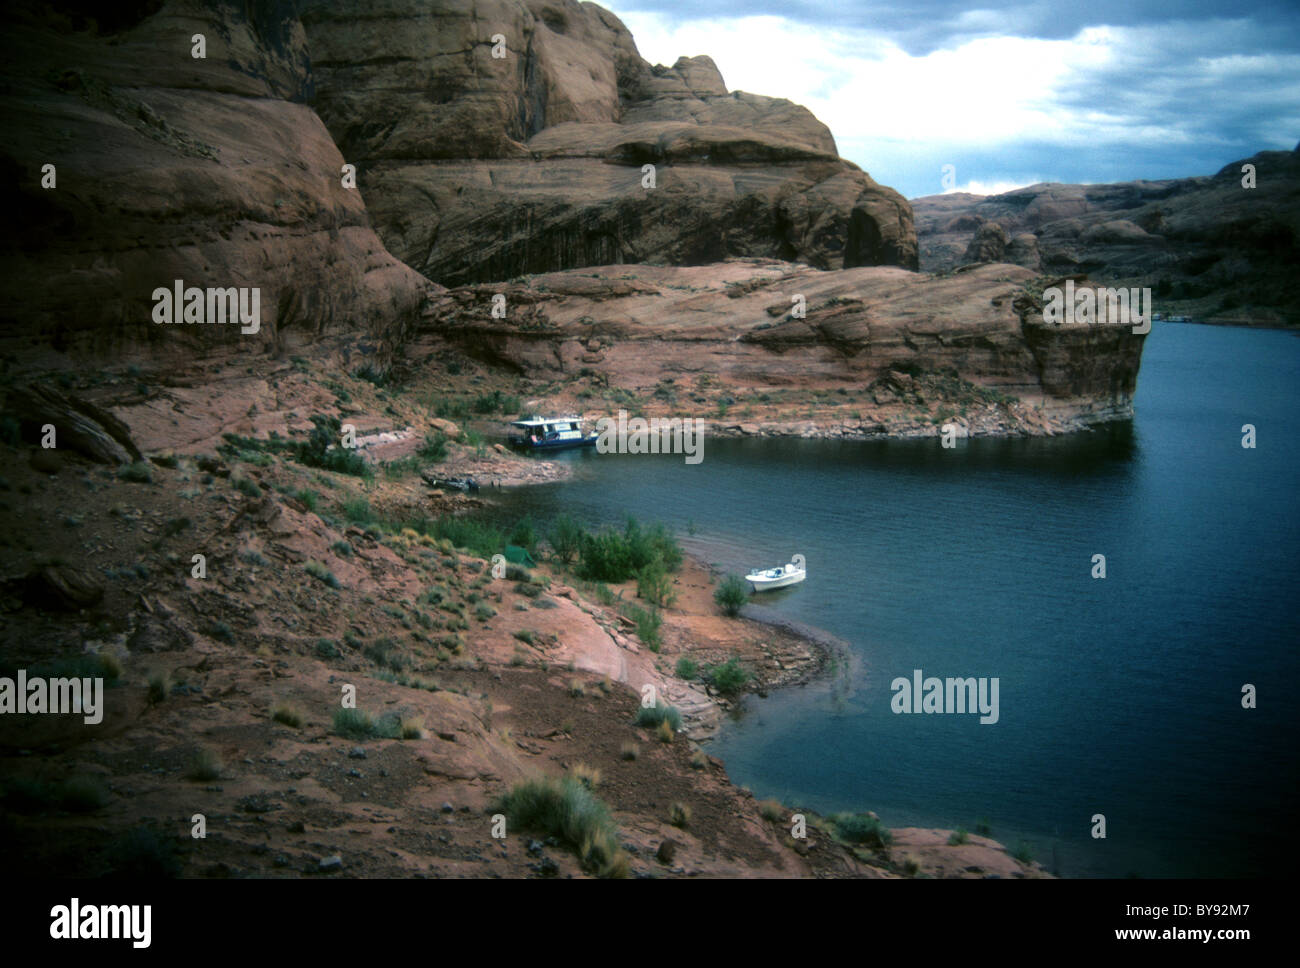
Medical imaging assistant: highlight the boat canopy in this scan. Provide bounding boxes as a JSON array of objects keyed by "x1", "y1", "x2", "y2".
[{"x1": 510, "y1": 415, "x2": 584, "y2": 429}]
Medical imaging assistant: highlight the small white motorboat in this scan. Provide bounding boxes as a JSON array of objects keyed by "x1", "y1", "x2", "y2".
[{"x1": 746, "y1": 556, "x2": 806, "y2": 591}]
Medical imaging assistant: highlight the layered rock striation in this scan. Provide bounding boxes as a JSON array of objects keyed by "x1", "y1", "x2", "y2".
[
  {"x1": 0, "y1": 0, "x2": 429, "y2": 364},
  {"x1": 299, "y1": 0, "x2": 918, "y2": 285},
  {"x1": 416, "y1": 260, "x2": 1146, "y2": 434}
]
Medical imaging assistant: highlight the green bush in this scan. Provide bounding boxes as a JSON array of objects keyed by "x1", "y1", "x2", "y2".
[
  {"x1": 417, "y1": 434, "x2": 448, "y2": 462},
  {"x1": 633, "y1": 702, "x2": 682, "y2": 731},
  {"x1": 208, "y1": 621, "x2": 235, "y2": 644},
  {"x1": 117, "y1": 461, "x2": 153, "y2": 484},
  {"x1": 623, "y1": 603, "x2": 662, "y2": 651},
  {"x1": 705, "y1": 657, "x2": 749, "y2": 695},
  {"x1": 713, "y1": 574, "x2": 749, "y2": 617},
  {"x1": 577, "y1": 517, "x2": 681, "y2": 582},
  {"x1": 295, "y1": 489, "x2": 319, "y2": 511},
  {"x1": 832, "y1": 813, "x2": 891, "y2": 848},
  {"x1": 342, "y1": 497, "x2": 372, "y2": 524},
  {"x1": 675, "y1": 657, "x2": 698, "y2": 680},
  {"x1": 508, "y1": 516, "x2": 538, "y2": 557},
  {"x1": 364, "y1": 637, "x2": 407, "y2": 671},
  {"x1": 429, "y1": 516, "x2": 507, "y2": 559},
  {"x1": 233, "y1": 476, "x2": 261, "y2": 498},
  {"x1": 490, "y1": 775, "x2": 626, "y2": 877},
  {"x1": 295, "y1": 416, "x2": 369, "y2": 477},
  {"x1": 332, "y1": 708, "x2": 377, "y2": 739},
  {"x1": 546, "y1": 514, "x2": 585, "y2": 564},
  {"x1": 305, "y1": 560, "x2": 340, "y2": 588},
  {"x1": 636, "y1": 558, "x2": 675, "y2": 607}
]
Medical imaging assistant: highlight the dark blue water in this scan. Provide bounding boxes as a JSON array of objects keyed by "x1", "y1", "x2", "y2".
[{"x1": 484, "y1": 323, "x2": 1300, "y2": 877}]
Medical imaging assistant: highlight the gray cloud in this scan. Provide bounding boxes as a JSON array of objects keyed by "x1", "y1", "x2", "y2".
[{"x1": 610, "y1": 0, "x2": 1300, "y2": 56}]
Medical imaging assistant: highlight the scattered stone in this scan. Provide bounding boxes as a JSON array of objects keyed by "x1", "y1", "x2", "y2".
[
  {"x1": 318, "y1": 855, "x2": 343, "y2": 871},
  {"x1": 348, "y1": 747, "x2": 367, "y2": 759}
]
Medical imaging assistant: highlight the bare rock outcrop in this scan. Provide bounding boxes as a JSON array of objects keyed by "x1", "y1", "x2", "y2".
[
  {"x1": 299, "y1": 0, "x2": 917, "y2": 284},
  {"x1": 0, "y1": 1, "x2": 428, "y2": 365},
  {"x1": 416, "y1": 259, "x2": 1146, "y2": 430},
  {"x1": 961, "y1": 222, "x2": 1009, "y2": 264}
]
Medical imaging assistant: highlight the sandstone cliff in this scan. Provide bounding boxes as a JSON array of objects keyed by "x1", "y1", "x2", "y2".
[
  {"x1": 299, "y1": 0, "x2": 918, "y2": 284},
  {"x1": 415, "y1": 260, "x2": 1146, "y2": 436},
  {"x1": 0, "y1": 1, "x2": 430, "y2": 366},
  {"x1": 912, "y1": 146, "x2": 1300, "y2": 326}
]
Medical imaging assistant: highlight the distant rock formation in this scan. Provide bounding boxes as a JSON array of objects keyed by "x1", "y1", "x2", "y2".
[
  {"x1": 299, "y1": 0, "x2": 918, "y2": 284},
  {"x1": 912, "y1": 146, "x2": 1300, "y2": 326}
]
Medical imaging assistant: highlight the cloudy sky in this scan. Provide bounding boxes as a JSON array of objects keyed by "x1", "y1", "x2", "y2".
[{"x1": 602, "y1": 0, "x2": 1300, "y2": 199}]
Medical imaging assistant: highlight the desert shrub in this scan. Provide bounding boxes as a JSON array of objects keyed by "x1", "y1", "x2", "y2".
[
  {"x1": 186, "y1": 749, "x2": 222, "y2": 781},
  {"x1": 623, "y1": 603, "x2": 661, "y2": 651},
  {"x1": 675, "y1": 657, "x2": 698, "y2": 680},
  {"x1": 570, "y1": 763, "x2": 601, "y2": 790},
  {"x1": 490, "y1": 775, "x2": 627, "y2": 878},
  {"x1": 758, "y1": 800, "x2": 785, "y2": 822},
  {"x1": 295, "y1": 416, "x2": 368, "y2": 477},
  {"x1": 546, "y1": 513, "x2": 585, "y2": 564},
  {"x1": 832, "y1": 812, "x2": 891, "y2": 848},
  {"x1": 576, "y1": 517, "x2": 681, "y2": 582},
  {"x1": 117, "y1": 461, "x2": 153, "y2": 484},
  {"x1": 634, "y1": 702, "x2": 682, "y2": 731},
  {"x1": 332, "y1": 707, "x2": 379, "y2": 739},
  {"x1": 305, "y1": 560, "x2": 339, "y2": 588},
  {"x1": 508, "y1": 516, "x2": 538, "y2": 557},
  {"x1": 342, "y1": 497, "x2": 372, "y2": 524},
  {"x1": 704, "y1": 657, "x2": 750, "y2": 696},
  {"x1": 713, "y1": 574, "x2": 749, "y2": 617},
  {"x1": 271, "y1": 703, "x2": 304, "y2": 728},
  {"x1": 364, "y1": 637, "x2": 407, "y2": 671},
  {"x1": 417, "y1": 434, "x2": 448, "y2": 462},
  {"x1": 636, "y1": 558, "x2": 675, "y2": 607},
  {"x1": 232, "y1": 476, "x2": 261, "y2": 498},
  {"x1": 147, "y1": 672, "x2": 169, "y2": 704}
]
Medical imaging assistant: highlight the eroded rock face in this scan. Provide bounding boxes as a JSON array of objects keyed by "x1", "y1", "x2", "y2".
[
  {"x1": 300, "y1": 0, "x2": 918, "y2": 284},
  {"x1": 913, "y1": 147, "x2": 1300, "y2": 325},
  {"x1": 0, "y1": 1, "x2": 428, "y2": 365},
  {"x1": 416, "y1": 260, "x2": 1145, "y2": 429}
]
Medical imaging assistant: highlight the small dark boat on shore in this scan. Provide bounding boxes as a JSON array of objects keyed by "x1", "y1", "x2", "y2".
[{"x1": 423, "y1": 474, "x2": 479, "y2": 492}]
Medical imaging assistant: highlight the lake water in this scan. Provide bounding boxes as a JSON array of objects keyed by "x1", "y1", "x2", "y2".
[{"x1": 483, "y1": 323, "x2": 1300, "y2": 877}]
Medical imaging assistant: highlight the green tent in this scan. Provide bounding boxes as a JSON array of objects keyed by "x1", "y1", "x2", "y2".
[{"x1": 504, "y1": 544, "x2": 536, "y2": 567}]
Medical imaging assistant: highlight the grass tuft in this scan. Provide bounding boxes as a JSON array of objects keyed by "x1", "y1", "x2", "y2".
[{"x1": 491, "y1": 775, "x2": 628, "y2": 878}]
